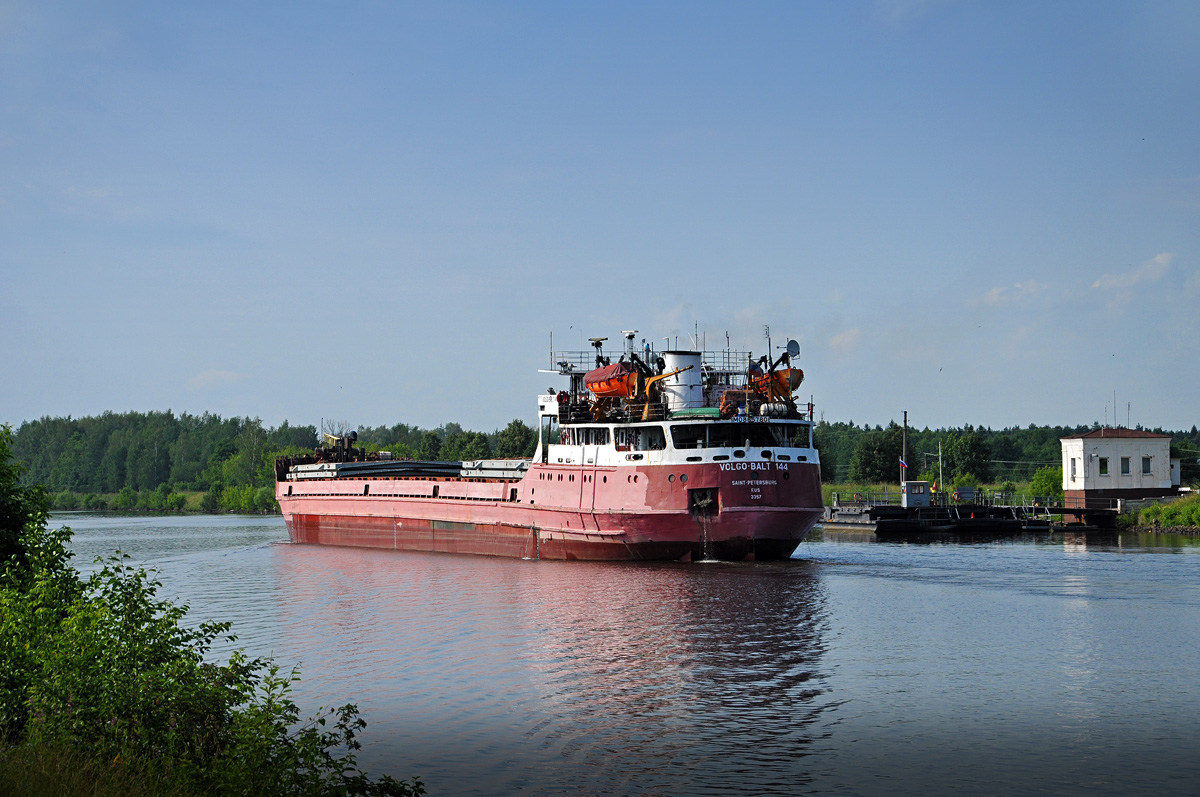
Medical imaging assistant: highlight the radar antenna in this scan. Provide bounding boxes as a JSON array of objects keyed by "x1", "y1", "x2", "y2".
[{"x1": 589, "y1": 337, "x2": 609, "y2": 368}]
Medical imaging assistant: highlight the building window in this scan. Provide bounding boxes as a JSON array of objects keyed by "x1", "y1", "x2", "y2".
[
  {"x1": 1070, "y1": 458, "x2": 1076, "y2": 480},
  {"x1": 1099, "y1": 457, "x2": 1109, "y2": 476},
  {"x1": 1121, "y1": 457, "x2": 1130, "y2": 475},
  {"x1": 1143, "y1": 456, "x2": 1152, "y2": 475}
]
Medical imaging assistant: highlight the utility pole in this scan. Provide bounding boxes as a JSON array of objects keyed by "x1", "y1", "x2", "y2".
[{"x1": 939, "y1": 440, "x2": 944, "y2": 501}]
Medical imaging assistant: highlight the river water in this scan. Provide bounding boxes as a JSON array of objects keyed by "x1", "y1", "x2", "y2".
[{"x1": 54, "y1": 513, "x2": 1200, "y2": 795}]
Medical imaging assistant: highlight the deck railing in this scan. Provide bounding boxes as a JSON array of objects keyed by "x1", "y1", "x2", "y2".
[{"x1": 830, "y1": 490, "x2": 1121, "y2": 512}]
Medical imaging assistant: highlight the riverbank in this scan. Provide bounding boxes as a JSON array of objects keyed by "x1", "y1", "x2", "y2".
[
  {"x1": 50, "y1": 488, "x2": 280, "y2": 514},
  {"x1": 1133, "y1": 525, "x2": 1200, "y2": 535}
]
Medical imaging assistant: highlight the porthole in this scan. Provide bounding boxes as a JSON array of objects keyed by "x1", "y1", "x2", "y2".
[
  {"x1": 734, "y1": 450, "x2": 746, "y2": 458},
  {"x1": 668, "y1": 474, "x2": 675, "y2": 483},
  {"x1": 680, "y1": 474, "x2": 688, "y2": 483},
  {"x1": 603, "y1": 476, "x2": 607, "y2": 483},
  {"x1": 783, "y1": 472, "x2": 790, "y2": 480}
]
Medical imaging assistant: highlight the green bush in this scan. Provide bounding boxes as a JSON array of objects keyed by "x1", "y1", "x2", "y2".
[
  {"x1": 219, "y1": 485, "x2": 257, "y2": 513},
  {"x1": 111, "y1": 486, "x2": 137, "y2": 511},
  {"x1": 0, "y1": 425, "x2": 421, "y2": 796},
  {"x1": 83, "y1": 493, "x2": 108, "y2": 511},
  {"x1": 199, "y1": 489, "x2": 221, "y2": 514},
  {"x1": 1030, "y1": 465, "x2": 1064, "y2": 498},
  {"x1": 1138, "y1": 495, "x2": 1200, "y2": 527},
  {"x1": 51, "y1": 491, "x2": 78, "y2": 511},
  {"x1": 953, "y1": 473, "x2": 980, "y2": 489},
  {"x1": 253, "y1": 486, "x2": 278, "y2": 513}
]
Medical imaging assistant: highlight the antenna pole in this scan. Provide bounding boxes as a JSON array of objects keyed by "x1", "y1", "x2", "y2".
[
  {"x1": 939, "y1": 440, "x2": 944, "y2": 498},
  {"x1": 901, "y1": 410, "x2": 908, "y2": 486}
]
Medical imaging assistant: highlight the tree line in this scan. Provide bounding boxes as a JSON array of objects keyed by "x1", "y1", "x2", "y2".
[
  {"x1": 10, "y1": 411, "x2": 1198, "y2": 511},
  {"x1": 10, "y1": 412, "x2": 537, "y2": 513},
  {"x1": 814, "y1": 420, "x2": 1200, "y2": 488}
]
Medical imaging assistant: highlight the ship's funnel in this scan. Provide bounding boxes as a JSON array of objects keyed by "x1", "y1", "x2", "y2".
[{"x1": 661, "y1": 351, "x2": 703, "y2": 412}]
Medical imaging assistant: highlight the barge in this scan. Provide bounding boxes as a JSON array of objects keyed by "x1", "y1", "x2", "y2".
[{"x1": 275, "y1": 330, "x2": 823, "y2": 561}]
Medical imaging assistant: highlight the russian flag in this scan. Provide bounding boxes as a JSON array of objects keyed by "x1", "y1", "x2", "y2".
[{"x1": 899, "y1": 458, "x2": 909, "y2": 469}]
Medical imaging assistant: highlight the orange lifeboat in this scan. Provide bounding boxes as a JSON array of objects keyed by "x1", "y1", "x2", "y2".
[
  {"x1": 749, "y1": 368, "x2": 804, "y2": 396},
  {"x1": 585, "y1": 361, "x2": 638, "y2": 398}
]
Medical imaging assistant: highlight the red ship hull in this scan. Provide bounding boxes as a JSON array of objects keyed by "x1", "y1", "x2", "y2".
[{"x1": 278, "y1": 461, "x2": 821, "y2": 561}]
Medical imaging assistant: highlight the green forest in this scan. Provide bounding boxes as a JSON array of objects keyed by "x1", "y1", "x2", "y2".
[
  {"x1": 8, "y1": 411, "x2": 1199, "y2": 513},
  {"x1": 8, "y1": 412, "x2": 537, "y2": 514}
]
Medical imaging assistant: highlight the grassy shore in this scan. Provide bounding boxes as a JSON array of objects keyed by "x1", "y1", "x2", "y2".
[
  {"x1": 49, "y1": 489, "x2": 280, "y2": 514},
  {"x1": 821, "y1": 481, "x2": 1037, "y2": 506}
]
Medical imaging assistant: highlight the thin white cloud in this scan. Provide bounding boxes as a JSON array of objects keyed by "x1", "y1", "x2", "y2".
[
  {"x1": 1092, "y1": 252, "x2": 1173, "y2": 290},
  {"x1": 187, "y1": 369, "x2": 249, "y2": 390},
  {"x1": 978, "y1": 280, "x2": 1047, "y2": 307},
  {"x1": 829, "y1": 328, "x2": 861, "y2": 354}
]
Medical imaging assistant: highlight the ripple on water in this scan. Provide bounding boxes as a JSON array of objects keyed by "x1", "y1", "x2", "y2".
[{"x1": 56, "y1": 514, "x2": 1200, "y2": 796}]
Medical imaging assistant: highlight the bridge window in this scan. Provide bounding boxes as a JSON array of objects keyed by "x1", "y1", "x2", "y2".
[
  {"x1": 670, "y1": 425, "x2": 706, "y2": 449},
  {"x1": 1121, "y1": 456, "x2": 1130, "y2": 475},
  {"x1": 669, "y1": 422, "x2": 810, "y2": 450},
  {"x1": 1099, "y1": 457, "x2": 1109, "y2": 476},
  {"x1": 1143, "y1": 456, "x2": 1152, "y2": 475},
  {"x1": 613, "y1": 426, "x2": 661, "y2": 451},
  {"x1": 569, "y1": 427, "x2": 610, "y2": 446}
]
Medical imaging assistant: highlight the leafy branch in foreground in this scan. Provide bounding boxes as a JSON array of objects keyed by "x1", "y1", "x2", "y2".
[{"x1": 0, "y1": 424, "x2": 422, "y2": 796}]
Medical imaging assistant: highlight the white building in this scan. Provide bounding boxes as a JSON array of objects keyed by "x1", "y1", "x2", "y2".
[{"x1": 1060, "y1": 428, "x2": 1180, "y2": 501}]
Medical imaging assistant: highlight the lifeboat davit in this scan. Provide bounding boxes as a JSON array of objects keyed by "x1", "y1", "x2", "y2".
[
  {"x1": 749, "y1": 368, "x2": 804, "y2": 395},
  {"x1": 585, "y1": 361, "x2": 638, "y2": 398}
]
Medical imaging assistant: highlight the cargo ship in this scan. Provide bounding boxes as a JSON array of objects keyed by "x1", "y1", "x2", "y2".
[{"x1": 275, "y1": 330, "x2": 822, "y2": 561}]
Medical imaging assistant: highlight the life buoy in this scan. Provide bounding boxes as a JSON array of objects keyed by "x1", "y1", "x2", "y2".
[{"x1": 952, "y1": 491, "x2": 961, "y2": 501}]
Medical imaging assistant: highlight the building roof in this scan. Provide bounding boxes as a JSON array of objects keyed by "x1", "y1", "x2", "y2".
[{"x1": 1060, "y1": 427, "x2": 1171, "y2": 440}]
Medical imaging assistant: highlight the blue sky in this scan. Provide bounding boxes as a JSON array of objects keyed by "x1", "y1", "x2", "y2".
[{"x1": 3, "y1": 1, "x2": 1198, "y2": 434}]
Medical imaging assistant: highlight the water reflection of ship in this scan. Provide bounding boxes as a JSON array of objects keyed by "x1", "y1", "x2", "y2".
[
  {"x1": 265, "y1": 541, "x2": 837, "y2": 793},
  {"x1": 520, "y1": 562, "x2": 834, "y2": 791}
]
